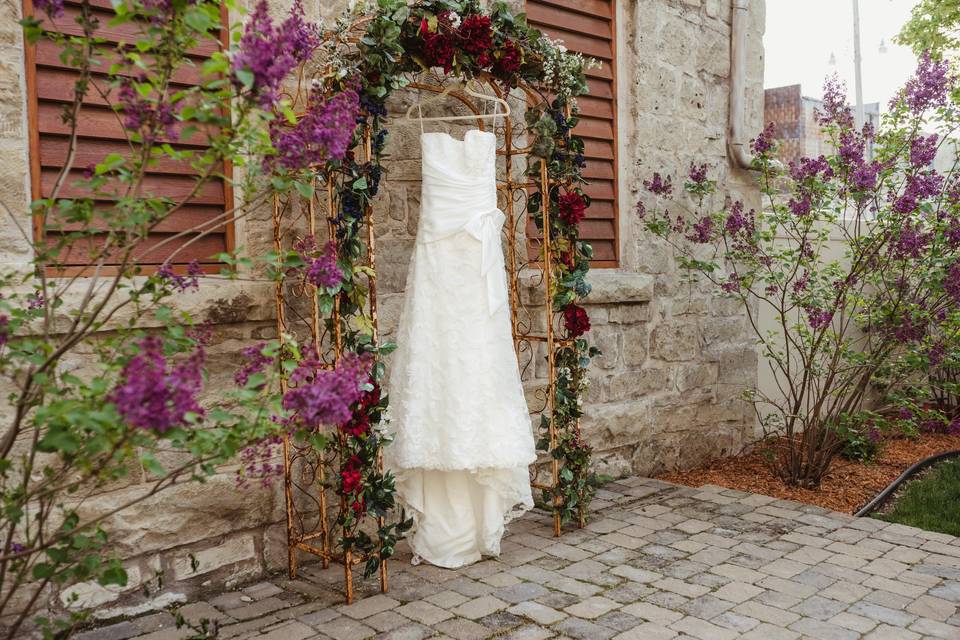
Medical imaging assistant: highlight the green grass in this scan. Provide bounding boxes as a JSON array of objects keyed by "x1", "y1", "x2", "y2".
[{"x1": 873, "y1": 458, "x2": 960, "y2": 537}]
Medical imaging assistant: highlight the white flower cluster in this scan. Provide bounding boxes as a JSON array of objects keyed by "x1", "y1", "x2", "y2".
[
  {"x1": 447, "y1": 11, "x2": 461, "y2": 28},
  {"x1": 537, "y1": 37, "x2": 601, "y2": 100}
]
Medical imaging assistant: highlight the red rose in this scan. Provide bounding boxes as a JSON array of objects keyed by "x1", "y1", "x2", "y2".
[
  {"x1": 340, "y1": 468, "x2": 362, "y2": 494},
  {"x1": 458, "y1": 15, "x2": 493, "y2": 56},
  {"x1": 341, "y1": 413, "x2": 370, "y2": 438},
  {"x1": 494, "y1": 39, "x2": 522, "y2": 78},
  {"x1": 563, "y1": 303, "x2": 591, "y2": 337},
  {"x1": 351, "y1": 497, "x2": 366, "y2": 516},
  {"x1": 558, "y1": 192, "x2": 587, "y2": 226},
  {"x1": 423, "y1": 32, "x2": 455, "y2": 72}
]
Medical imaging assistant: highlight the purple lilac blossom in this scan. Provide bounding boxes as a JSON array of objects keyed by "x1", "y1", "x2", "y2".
[
  {"x1": 688, "y1": 163, "x2": 709, "y2": 185},
  {"x1": 157, "y1": 260, "x2": 202, "y2": 292},
  {"x1": 282, "y1": 352, "x2": 370, "y2": 429},
  {"x1": 788, "y1": 195, "x2": 812, "y2": 217},
  {"x1": 720, "y1": 273, "x2": 740, "y2": 293},
  {"x1": 849, "y1": 160, "x2": 881, "y2": 193},
  {"x1": 806, "y1": 306, "x2": 834, "y2": 330},
  {"x1": 750, "y1": 123, "x2": 776, "y2": 155},
  {"x1": 686, "y1": 216, "x2": 714, "y2": 243},
  {"x1": 725, "y1": 201, "x2": 748, "y2": 234},
  {"x1": 892, "y1": 172, "x2": 944, "y2": 214},
  {"x1": 643, "y1": 173, "x2": 672, "y2": 196},
  {"x1": 232, "y1": 0, "x2": 319, "y2": 108},
  {"x1": 814, "y1": 75, "x2": 853, "y2": 128},
  {"x1": 928, "y1": 341, "x2": 946, "y2": 367},
  {"x1": 945, "y1": 262, "x2": 960, "y2": 301},
  {"x1": 0, "y1": 315, "x2": 8, "y2": 347},
  {"x1": 118, "y1": 80, "x2": 178, "y2": 142},
  {"x1": 910, "y1": 134, "x2": 938, "y2": 168},
  {"x1": 789, "y1": 155, "x2": 832, "y2": 182},
  {"x1": 235, "y1": 342, "x2": 272, "y2": 387},
  {"x1": 269, "y1": 88, "x2": 360, "y2": 169},
  {"x1": 635, "y1": 200, "x2": 647, "y2": 219},
  {"x1": 895, "y1": 51, "x2": 953, "y2": 113},
  {"x1": 33, "y1": 0, "x2": 64, "y2": 18},
  {"x1": 110, "y1": 336, "x2": 205, "y2": 432},
  {"x1": 891, "y1": 222, "x2": 930, "y2": 259}
]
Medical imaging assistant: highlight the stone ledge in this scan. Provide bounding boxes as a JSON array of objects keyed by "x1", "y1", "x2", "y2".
[{"x1": 584, "y1": 271, "x2": 654, "y2": 305}]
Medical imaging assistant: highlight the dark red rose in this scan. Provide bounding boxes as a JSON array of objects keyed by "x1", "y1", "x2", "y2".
[
  {"x1": 494, "y1": 39, "x2": 522, "y2": 78},
  {"x1": 340, "y1": 468, "x2": 362, "y2": 494},
  {"x1": 351, "y1": 497, "x2": 366, "y2": 515},
  {"x1": 458, "y1": 15, "x2": 492, "y2": 55},
  {"x1": 558, "y1": 191, "x2": 587, "y2": 226},
  {"x1": 341, "y1": 413, "x2": 370, "y2": 438},
  {"x1": 563, "y1": 303, "x2": 591, "y2": 337},
  {"x1": 423, "y1": 32, "x2": 455, "y2": 72}
]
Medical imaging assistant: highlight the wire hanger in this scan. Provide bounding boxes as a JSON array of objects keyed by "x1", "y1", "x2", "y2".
[{"x1": 404, "y1": 78, "x2": 511, "y2": 125}]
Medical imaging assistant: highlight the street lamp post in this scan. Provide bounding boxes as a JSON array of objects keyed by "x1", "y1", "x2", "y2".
[{"x1": 852, "y1": 0, "x2": 865, "y2": 129}]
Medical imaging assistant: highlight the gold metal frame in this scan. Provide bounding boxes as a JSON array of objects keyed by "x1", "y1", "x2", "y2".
[{"x1": 272, "y1": 70, "x2": 582, "y2": 605}]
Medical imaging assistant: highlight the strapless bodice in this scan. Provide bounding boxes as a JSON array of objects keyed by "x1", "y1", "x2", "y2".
[{"x1": 418, "y1": 130, "x2": 505, "y2": 314}]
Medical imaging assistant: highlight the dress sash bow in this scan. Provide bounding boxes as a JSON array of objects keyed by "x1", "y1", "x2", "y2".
[{"x1": 420, "y1": 159, "x2": 507, "y2": 315}]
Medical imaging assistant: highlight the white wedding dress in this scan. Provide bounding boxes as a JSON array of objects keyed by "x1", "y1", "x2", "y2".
[{"x1": 384, "y1": 128, "x2": 536, "y2": 569}]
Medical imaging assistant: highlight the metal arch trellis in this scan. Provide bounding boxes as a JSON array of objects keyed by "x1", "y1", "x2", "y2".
[{"x1": 273, "y1": 47, "x2": 586, "y2": 608}]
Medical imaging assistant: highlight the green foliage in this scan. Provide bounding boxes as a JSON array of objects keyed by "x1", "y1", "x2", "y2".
[{"x1": 896, "y1": 0, "x2": 960, "y2": 59}]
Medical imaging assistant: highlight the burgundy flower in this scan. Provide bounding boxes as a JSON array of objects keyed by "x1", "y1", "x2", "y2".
[
  {"x1": 157, "y1": 259, "x2": 202, "y2": 293},
  {"x1": 557, "y1": 192, "x2": 587, "y2": 226},
  {"x1": 423, "y1": 32, "x2": 455, "y2": 72},
  {"x1": 458, "y1": 15, "x2": 493, "y2": 56},
  {"x1": 493, "y1": 39, "x2": 522, "y2": 78},
  {"x1": 340, "y1": 467, "x2": 362, "y2": 494},
  {"x1": 721, "y1": 273, "x2": 741, "y2": 293},
  {"x1": 944, "y1": 262, "x2": 960, "y2": 301},
  {"x1": 109, "y1": 336, "x2": 205, "y2": 433},
  {"x1": 0, "y1": 315, "x2": 8, "y2": 348},
  {"x1": 563, "y1": 303, "x2": 591, "y2": 337}
]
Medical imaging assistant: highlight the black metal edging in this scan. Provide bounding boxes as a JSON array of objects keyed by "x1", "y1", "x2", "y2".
[{"x1": 854, "y1": 449, "x2": 960, "y2": 517}]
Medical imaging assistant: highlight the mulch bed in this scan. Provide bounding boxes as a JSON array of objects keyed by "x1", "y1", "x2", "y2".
[{"x1": 657, "y1": 432, "x2": 960, "y2": 514}]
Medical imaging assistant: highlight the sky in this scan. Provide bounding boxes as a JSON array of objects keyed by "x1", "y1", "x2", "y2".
[{"x1": 764, "y1": 0, "x2": 921, "y2": 110}]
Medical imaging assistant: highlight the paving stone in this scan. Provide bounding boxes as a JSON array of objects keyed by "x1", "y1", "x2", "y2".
[
  {"x1": 224, "y1": 596, "x2": 288, "y2": 621},
  {"x1": 378, "y1": 622, "x2": 436, "y2": 640},
  {"x1": 863, "y1": 623, "x2": 921, "y2": 639},
  {"x1": 553, "y1": 616, "x2": 616, "y2": 640},
  {"x1": 668, "y1": 615, "x2": 738, "y2": 640},
  {"x1": 547, "y1": 576, "x2": 604, "y2": 597},
  {"x1": 828, "y1": 611, "x2": 878, "y2": 633},
  {"x1": 312, "y1": 616, "x2": 375, "y2": 640},
  {"x1": 502, "y1": 623, "x2": 555, "y2": 640},
  {"x1": 425, "y1": 590, "x2": 470, "y2": 609},
  {"x1": 712, "y1": 611, "x2": 761, "y2": 633},
  {"x1": 241, "y1": 582, "x2": 284, "y2": 601},
  {"x1": 652, "y1": 577, "x2": 710, "y2": 598},
  {"x1": 508, "y1": 601, "x2": 567, "y2": 625},
  {"x1": 610, "y1": 565, "x2": 662, "y2": 583},
  {"x1": 742, "y1": 622, "x2": 802, "y2": 639},
  {"x1": 477, "y1": 610, "x2": 524, "y2": 632},
  {"x1": 75, "y1": 621, "x2": 139, "y2": 640},
  {"x1": 712, "y1": 581, "x2": 763, "y2": 603},
  {"x1": 254, "y1": 620, "x2": 315, "y2": 640},
  {"x1": 396, "y1": 600, "x2": 454, "y2": 625},
  {"x1": 563, "y1": 596, "x2": 619, "y2": 620},
  {"x1": 450, "y1": 595, "x2": 508, "y2": 620},
  {"x1": 620, "y1": 601, "x2": 683, "y2": 625},
  {"x1": 678, "y1": 594, "x2": 733, "y2": 618},
  {"x1": 908, "y1": 617, "x2": 960, "y2": 639},
  {"x1": 612, "y1": 621, "x2": 678, "y2": 639},
  {"x1": 733, "y1": 601, "x2": 802, "y2": 626},
  {"x1": 788, "y1": 618, "x2": 859, "y2": 640},
  {"x1": 432, "y1": 617, "x2": 489, "y2": 640},
  {"x1": 338, "y1": 593, "x2": 400, "y2": 619},
  {"x1": 366, "y1": 610, "x2": 410, "y2": 632},
  {"x1": 789, "y1": 595, "x2": 847, "y2": 620},
  {"x1": 819, "y1": 580, "x2": 871, "y2": 604},
  {"x1": 848, "y1": 601, "x2": 918, "y2": 627},
  {"x1": 906, "y1": 594, "x2": 957, "y2": 621}
]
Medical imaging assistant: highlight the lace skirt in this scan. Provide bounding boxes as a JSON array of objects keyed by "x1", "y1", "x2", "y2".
[{"x1": 383, "y1": 222, "x2": 536, "y2": 568}]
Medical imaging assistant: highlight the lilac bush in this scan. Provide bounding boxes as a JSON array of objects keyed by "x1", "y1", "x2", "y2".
[{"x1": 640, "y1": 55, "x2": 960, "y2": 487}]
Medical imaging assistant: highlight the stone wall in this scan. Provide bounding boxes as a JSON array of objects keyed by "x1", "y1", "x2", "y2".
[{"x1": 0, "y1": 0, "x2": 765, "y2": 619}]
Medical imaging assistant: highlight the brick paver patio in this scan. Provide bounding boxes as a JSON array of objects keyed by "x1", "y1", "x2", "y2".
[{"x1": 82, "y1": 478, "x2": 960, "y2": 639}]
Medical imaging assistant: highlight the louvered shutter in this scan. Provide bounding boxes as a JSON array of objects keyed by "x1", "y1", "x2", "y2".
[
  {"x1": 526, "y1": 0, "x2": 619, "y2": 267},
  {"x1": 23, "y1": 0, "x2": 232, "y2": 274}
]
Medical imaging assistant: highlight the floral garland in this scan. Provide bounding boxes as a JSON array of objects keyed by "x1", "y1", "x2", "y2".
[{"x1": 267, "y1": 0, "x2": 601, "y2": 565}]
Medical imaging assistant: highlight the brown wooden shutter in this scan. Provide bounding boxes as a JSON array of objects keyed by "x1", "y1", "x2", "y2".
[
  {"x1": 23, "y1": 0, "x2": 233, "y2": 274},
  {"x1": 526, "y1": 0, "x2": 619, "y2": 267}
]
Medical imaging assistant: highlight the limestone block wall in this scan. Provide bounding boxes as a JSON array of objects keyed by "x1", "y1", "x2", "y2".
[{"x1": 0, "y1": 0, "x2": 765, "y2": 618}]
